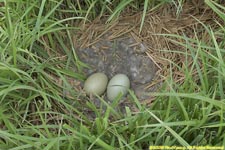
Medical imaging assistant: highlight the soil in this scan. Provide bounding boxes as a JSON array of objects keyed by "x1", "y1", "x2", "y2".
[{"x1": 77, "y1": 33, "x2": 157, "y2": 101}]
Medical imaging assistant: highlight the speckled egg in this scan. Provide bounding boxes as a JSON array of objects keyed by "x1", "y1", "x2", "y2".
[
  {"x1": 107, "y1": 74, "x2": 130, "y2": 101},
  {"x1": 84, "y1": 72, "x2": 108, "y2": 96}
]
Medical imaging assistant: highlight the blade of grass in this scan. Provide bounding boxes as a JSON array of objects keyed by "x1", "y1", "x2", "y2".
[
  {"x1": 107, "y1": 0, "x2": 133, "y2": 23},
  {"x1": 139, "y1": 0, "x2": 149, "y2": 33},
  {"x1": 146, "y1": 110, "x2": 190, "y2": 147}
]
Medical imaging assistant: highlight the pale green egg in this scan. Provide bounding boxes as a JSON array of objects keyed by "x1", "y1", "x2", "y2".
[
  {"x1": 107, "y1": 74, "x2": 130, "y2": 101},
  {"x1": 84, "y1": 72, "x2": 108, "y2": 96}
]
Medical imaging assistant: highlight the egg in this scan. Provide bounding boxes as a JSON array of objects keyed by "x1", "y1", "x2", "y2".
[
  {"x1": 84, "y1": 72, "x2": 108, "y2": 96},
  {"x1": 107, "y1": 74, "x2": 130, "y2": 101}
]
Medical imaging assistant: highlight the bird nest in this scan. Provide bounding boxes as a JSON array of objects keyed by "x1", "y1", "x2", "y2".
[{"x1": 72, "y1": 1, "x2": 218, "y2": 106}]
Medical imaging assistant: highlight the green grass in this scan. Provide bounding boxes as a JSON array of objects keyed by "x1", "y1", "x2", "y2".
[{"x1": 0, "y1": 0, "x2": 225, "y2": 149}]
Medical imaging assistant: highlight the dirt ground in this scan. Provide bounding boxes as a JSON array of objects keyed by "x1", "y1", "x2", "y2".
[{"x1": 71, "y1": 1, "x2": 219, "y2": 106}]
